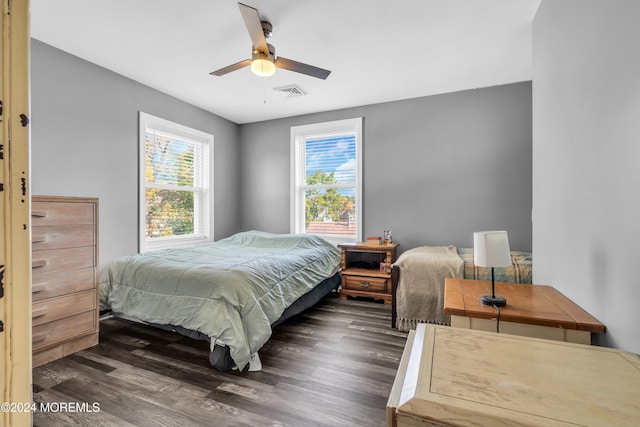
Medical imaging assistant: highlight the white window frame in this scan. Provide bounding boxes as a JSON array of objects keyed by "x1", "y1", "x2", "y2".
[
  {"x1": 139, "y1": 112, "x2": 214, "y2": 252},
  {"x1": 290, "y1": 117, "x2": 363, "y2": 245}
]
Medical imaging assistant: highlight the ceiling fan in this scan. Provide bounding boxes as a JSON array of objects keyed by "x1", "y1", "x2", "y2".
[{"x1": 210, "y1": 2, "x2": 331, "y2": 80}]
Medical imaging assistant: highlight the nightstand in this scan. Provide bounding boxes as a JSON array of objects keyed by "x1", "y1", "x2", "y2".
[{"x1": 338, "y1": 242, "x2": 398, "y2": 304}]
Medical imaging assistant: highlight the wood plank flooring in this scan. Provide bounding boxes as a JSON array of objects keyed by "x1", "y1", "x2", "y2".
[{"x1": 33, "y1": 295, "x2": 408, "y2": 427}]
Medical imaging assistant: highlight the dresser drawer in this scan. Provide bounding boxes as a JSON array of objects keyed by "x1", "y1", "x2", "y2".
[
  {"x1": 32, "y1": 225, "x2": 94, "y2": 251},
  {"x1": 32, "y1": 310, "x2": 97, "y2": 351},
  {"x1": 31, "y1": 246, "x2": 95, "y2": 273},
  {"x1": 32, "y1": 289, "x2": 96, "y2": 327},
  {"x1": 343, "y1": 275, "x2": 389, "y2": 293},
  {"x1": 32, "y1": 267, "x2": 95, "y2": 302},
  {"x1": 32, "y1": 201, "x2": 95, "y2": 226}
]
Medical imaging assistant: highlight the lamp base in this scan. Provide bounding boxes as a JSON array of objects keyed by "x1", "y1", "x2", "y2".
[{"x1": 481, "y1": 295, "x2": 507, "y2": 307}]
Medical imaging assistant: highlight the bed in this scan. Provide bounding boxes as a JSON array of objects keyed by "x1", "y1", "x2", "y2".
[
  {"x1": 391, "y1": 246, "x2": 532, "y2": 330},
  {"x1": 99, "y1": 230, "x2": 341, "y2": 371}
]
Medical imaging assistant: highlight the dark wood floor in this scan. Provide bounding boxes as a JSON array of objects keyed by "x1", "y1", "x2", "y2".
[{"x1": 33, "y1": 295, "x2": 408, "y2": 427}]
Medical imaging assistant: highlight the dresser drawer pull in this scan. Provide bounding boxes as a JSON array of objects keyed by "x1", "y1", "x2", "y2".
[
  {"x1": 32, "y1": 283, "x2": 48, "y2": 293},
  {"x1": 32, "y1": 306, "x2": 49, "y2": 318},
  {"x1": 32, "y1": 259, "x2": 47, "y2": 269},
  {"x1": 32, "y1": 210, "x2": 48, "y2": 218},
  {"x1": 32, "y1": 333, "x2": 48, "y2": 344},
  {"x1": 359, "y1": 281, "x2": 371, "y2": 288}
]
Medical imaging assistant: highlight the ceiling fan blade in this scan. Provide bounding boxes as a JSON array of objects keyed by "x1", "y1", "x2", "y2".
[
  {"x1": 275, "y1": 57, "x2": 331, "y2": 80},
  {"x1": 210, "y1": 59, "x2": 252, "y2": 76},
  {"x1": 238, "y1": 2, "x2": 269, "y2": 53}
]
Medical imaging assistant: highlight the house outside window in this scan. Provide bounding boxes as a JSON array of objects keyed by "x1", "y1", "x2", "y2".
[
  {"x1": 291, "y1": 118, "x2": 363, "y2": 245},
  {"x1": 139, "y1": 112, "x2": 213, "y2": 252}
]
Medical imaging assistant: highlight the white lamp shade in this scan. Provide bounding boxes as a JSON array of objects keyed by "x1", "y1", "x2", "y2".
[
  {"x1": 251, "y1": 58, "x2": 276, "y2": 76},
  {"x1": 473, "y1": 231, "x2": 512, "y2": 268}
]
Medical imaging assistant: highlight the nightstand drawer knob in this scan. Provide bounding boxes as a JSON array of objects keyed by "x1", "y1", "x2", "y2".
[{"x1": 360, "y1": 281, "x2": 371, "y2": 288}]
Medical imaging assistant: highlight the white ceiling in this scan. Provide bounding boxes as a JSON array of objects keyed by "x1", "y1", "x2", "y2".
[{"x1": 30, "y1": 0, "x2": 541, "y2": 124}]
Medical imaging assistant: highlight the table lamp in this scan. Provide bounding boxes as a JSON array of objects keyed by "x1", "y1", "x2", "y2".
[{"x1": 473, "y1": 230, "x2": 511, "y2": 307}]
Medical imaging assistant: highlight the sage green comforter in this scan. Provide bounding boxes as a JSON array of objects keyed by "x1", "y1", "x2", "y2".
[{"x1": 99, "y1": 231, "x2": 341, "y2": 370}]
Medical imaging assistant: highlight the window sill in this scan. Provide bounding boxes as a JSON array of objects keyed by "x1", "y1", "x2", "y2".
[{"x1": 141, "y1": 235, "x2": 210, "y2": 253}]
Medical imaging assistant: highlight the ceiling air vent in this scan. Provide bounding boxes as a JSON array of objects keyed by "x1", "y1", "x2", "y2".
[{"x1": 273, "y1": 84, "x2": 307, "y2": 98}]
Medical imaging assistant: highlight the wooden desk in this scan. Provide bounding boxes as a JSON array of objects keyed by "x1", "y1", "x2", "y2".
[
  {"x1": 444, "y1": 278, "x2": 605, "y2": 344},
  {"x1": 387, "y1": 324, "x2": 640, "y2": 427}
]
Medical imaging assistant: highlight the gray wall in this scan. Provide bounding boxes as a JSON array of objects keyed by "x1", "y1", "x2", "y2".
[
  {"x1": 30, "y1": 40, "x2": 241, "y2": 266},
  {"x1": 533, "y1": 1, "x2": 640, "y2": 353},
  {"x1": 240, "y1": 82, "x2": 533, "y2": 254}
]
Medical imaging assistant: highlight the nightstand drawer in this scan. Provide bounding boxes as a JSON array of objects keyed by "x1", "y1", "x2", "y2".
[{"x1": 343, "y1": 275, "x2": 389, "y2": 293}]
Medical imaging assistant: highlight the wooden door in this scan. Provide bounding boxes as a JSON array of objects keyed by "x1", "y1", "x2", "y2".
[{"x1": 1, "y1": 0, "x2": 32, "y2": 425}]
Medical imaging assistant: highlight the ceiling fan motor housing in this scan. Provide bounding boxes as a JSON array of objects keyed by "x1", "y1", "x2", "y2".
[{"x1": 252, "y1": 43, "x2": 276, "y2": 62}]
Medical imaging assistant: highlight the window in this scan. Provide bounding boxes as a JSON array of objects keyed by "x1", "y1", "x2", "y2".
[
  {"x1": 139, "y1": 112, "x2": 213, "y2": 252},
  {"x1": 291, "y1": 117, "x2": 362, "y2": 244}
]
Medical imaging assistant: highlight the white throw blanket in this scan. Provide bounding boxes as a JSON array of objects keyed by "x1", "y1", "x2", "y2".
[{"x1": 394, "y1": 246, "x2": 464, "y2": 331}]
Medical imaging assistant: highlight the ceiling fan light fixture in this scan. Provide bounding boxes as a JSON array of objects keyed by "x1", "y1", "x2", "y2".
[
  {"x1": 251, "y1": 45, "x2": 276, "y2": 77},
  {"x1": 209, "y1": 4, "x2": 331, "y2": 80},
  {"x1": 251, "y1": 57, "x2": 276, "y2": 77}
]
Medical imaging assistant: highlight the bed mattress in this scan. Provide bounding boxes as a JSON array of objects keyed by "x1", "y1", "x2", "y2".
[{"x1": 100, "y1": 230, "x2": 341, "y2": 370}]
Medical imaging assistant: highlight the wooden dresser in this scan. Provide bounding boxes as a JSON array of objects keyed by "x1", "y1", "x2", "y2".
[{"x1": 31, "y1": 196, "x2": 99, "y2": 367}]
